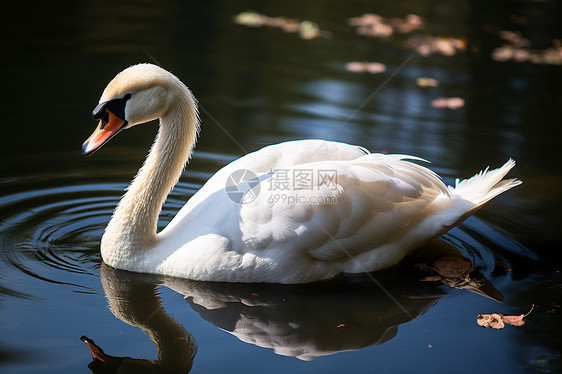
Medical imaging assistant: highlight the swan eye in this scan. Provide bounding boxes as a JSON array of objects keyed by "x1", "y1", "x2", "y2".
[
  {"x1": 92, "y1": 93, "x2": 132, "y2": 122},
  {"x1": 99, "y1": 110, "x2": 110, "y2": 129}
]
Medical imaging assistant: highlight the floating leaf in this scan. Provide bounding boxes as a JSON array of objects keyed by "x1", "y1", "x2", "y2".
[
  {"x1": 416, "y1": 256, "x2": 473, "y2": 286},
  {"x1": 431, "y1": 97, "x2": 465, "y2": 109},
  {"x1": 416, "y1": 77, "x2": 439, "y2": 87},
  {"x1": 348, "y1": 13, "x2": 424, "y2": 38},
  {"x1": 345, "y1": 62, "x2": 386, "y2": 74},
  {"x1": 501, "y1": 314, "x2": 526, "y2": 327},
  {"x1": 391, "y1": 14, "x2": 424, "y2": 34},
  {"x1": 477, "y1": 313, "x2": 505, "y2": 329},
  {"x1": 477, "y1": 305, "x2": 534, "y2": 329},
  {"x1": 491, "y1": 40, "x2": 562, "y2": 65},
  {"x1": 234, "y1": 11, "x2": 266, "y2": 27},
  {"x1": 408, "y1": 36, "x2": 466, "y2": 56},
  {"x1": 434, "y1": 256, "x2": 473, "y2": 277},
  {"x1": 234, "y1": 11, "x2": 331, "y2": 40},
  {"x1": 348, "y1": 14, "x2": 393, "y2": 38},
  {"x1": 498, "y1": 30, "x2": 531, "y2": 48},
  {"x1": 415, "y1": 255, "x2": 503, "y2": 301}
]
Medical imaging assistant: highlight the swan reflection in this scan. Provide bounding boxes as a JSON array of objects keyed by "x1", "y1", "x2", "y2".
[
  {"x1": 83, "y1": 240, "x2": 503, "y2": 370},
  {"x1": 83, "y1": 265, "x2": 197, "y2": 373}
]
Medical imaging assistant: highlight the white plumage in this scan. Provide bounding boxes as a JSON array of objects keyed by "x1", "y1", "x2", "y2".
[{"x1": 83, "y1": 64, "x2": 521, "y2": 284}]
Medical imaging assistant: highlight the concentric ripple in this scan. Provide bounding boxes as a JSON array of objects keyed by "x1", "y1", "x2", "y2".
[
  {"x1": 0, "y1": 175, "x2": 119, "y2": 297},
  {"x1": 0, "y1": 150, "x2": 233, "y2": 302}
]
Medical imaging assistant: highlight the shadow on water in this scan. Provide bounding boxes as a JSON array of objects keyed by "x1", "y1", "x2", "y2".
[{"x1": 83, "y1": 239, "x2": 503, "y2": 372}]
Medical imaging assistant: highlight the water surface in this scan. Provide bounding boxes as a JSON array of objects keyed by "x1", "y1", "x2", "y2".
[{"x1": 1, "y1": 0, "x2": 561, "y2": 373}]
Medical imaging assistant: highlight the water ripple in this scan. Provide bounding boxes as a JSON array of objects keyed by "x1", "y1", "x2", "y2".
[{"x1": 0, "y1": 177, "x2": 115, "y2": 297}]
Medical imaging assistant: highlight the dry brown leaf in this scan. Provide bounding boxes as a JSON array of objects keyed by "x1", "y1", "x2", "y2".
[
  {"x1": 477, "y1": 305, "x2": 534, "y2": 329},
  {"x1": 416, "y1": 77, "x2": 439, "y2": 87},
  {"x1": 431, "y1": 97, "x2": 465, "y2": 109},
  {"x1": 348, "y1": 13, "x2": 424, "y2": 38},
  {"x1": 420, "y1": 275, "x2": 442, "y2": 282},
  {"x1": 501, "y1": 314, "x2": 525, "y2": 327},
  {"x1": 433, "y1": 256, "x2": 473, "y2": 277},
  {"x1": 345, "y1": 62, "x2": 386, "y2": 74},
  {"x1": 408, "y1": 36, "x2": 466, "y2": 56},
  {"x1": 477, "y1": 313, "x2": 505, "y2": 329},
  {"x1": 499, "y1": 30, "x2": 531, "y2": 48},
  {"x1": 491, "y1": 39, "x2": 562, "y2": 65},
  {"x1": 348, "y1": 14, "x2": 393, "y2": 38},
  {"x1": 234, "y1": 11, "x2": 331, "y2": 40},
  {"x1": 415, "y1": 256, "x2": 475, "y2": 288},
  {"x1": 389, "y1": 14, "x2": 425, "y2": 34}
]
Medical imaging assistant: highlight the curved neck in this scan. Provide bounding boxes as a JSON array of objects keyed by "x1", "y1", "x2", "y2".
[{"x1": 103, "y1": 86, "x2": 199, "y2": 251}]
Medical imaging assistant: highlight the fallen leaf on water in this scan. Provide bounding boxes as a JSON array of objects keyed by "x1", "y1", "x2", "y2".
[
  {"x1": 345, "y1": 62, "x2": 386, "y2": 74},
  {"x1": 433, "y1": 256, "x2": 473, "y2": 277},
  {"x1": 234, "y1": 11, "x2": 331, "y2": 39},
  {"x1": 299, "y1": 20, "x2": 325, "y2": 40},
  {"x1": 501, "y1": 314, "x2": 525, "y2": 327},
  {"x1": 477, "y1": 305, "x2": 534, "y2": 329},
  {"x1": 408, "y1": 36, "x2": 466, "y2": 56},
  {"x1": 348, "y1": 14, "x2": 393, "y2": 38},
  {"x1": 234, "y1": 11, "x2": 266, "y2": 27},
  {"x1": 491, "y1": 39, "x2": 562, "y2": 65},
  {"x1": 431, "y1": 97, "x2": 465, "y2": 109},
  {"x1": 416, "y1": 77, "x2": 439, "y2": 87},
  {"x1": 477, "y1": 313, "x2": 505, "y2": 329},
  {"x1": 498, "y1": 30, "x2": 531, "y2": 48},
  {"x1": 414, "y1": 254, "x2": 504, "y2": 301},
  {"x1": 390, "y1": 14, "x2": 424, "y2": 34},
  {"x1": 348, "y1": 13, "x2": 424, "y2": 38},
  {"x1": 415, "y1": 256, "x2": 473, "y2": 287}
]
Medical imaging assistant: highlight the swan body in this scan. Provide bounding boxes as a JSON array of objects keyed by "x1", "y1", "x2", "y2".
[{"x1": 83, "y1": 63, "x2": 521, "y2": 284}]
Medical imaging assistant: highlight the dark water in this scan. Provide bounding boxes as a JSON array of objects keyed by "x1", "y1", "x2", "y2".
[{"x1": 1, "y1": 0, "x2": 561, "y2": 372}]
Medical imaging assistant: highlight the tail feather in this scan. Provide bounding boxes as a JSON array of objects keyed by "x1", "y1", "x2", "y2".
[{"x1": 449, "y1": 159, "x2": 522, "y2": 208}]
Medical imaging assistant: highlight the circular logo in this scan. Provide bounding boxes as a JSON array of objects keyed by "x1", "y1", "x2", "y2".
[{"x1": 225, "y1": 169, "x2": 261, "y2": 204}]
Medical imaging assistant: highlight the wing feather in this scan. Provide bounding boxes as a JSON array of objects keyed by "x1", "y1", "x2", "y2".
[{"x1": 235, "y1": 153, "x2": 449, "y2": 264}]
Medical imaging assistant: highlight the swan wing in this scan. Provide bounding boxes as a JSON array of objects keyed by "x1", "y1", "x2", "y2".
[
  {"x1": 161, "y1": 142, "x2": 452, "y2": 283},
  {"x1": 236, "y1": 153, "x2": 450, "y2": 262}
]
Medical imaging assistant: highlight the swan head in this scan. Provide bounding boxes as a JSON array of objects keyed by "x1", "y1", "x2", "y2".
[{"x1": 82, "y1": 63, "x2": 185, "y2": 156}]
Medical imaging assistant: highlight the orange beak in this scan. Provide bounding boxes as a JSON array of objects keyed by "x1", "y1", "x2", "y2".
[
  {"x1": 80, "y1": 336, "x2": 123, "y2": 370},
  {"x1": 82, "y1": 109, "x2": 126, "y2": 156}
]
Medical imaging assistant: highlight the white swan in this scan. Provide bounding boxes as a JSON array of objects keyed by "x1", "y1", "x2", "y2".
[{"x1": 82, "y1": 63, "x2": 521, "y2": 284}]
